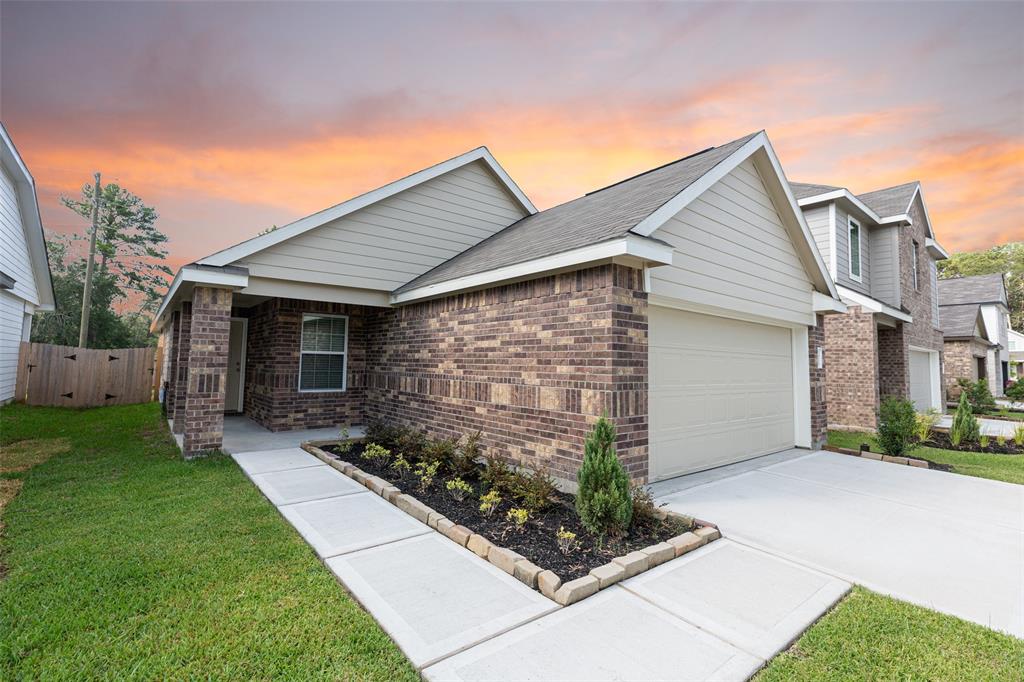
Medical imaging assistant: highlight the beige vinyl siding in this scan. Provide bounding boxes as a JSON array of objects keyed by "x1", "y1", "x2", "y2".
[
  {"x1": 834, "y1": 204, "x2": 870, "y2": 296},
  {"x1": 869, "y1": 224, "x2": 900, "y2": 307},
  {"x1": 0, "y1": 167, "x2": 39, "y2": 306},
  {"x1": 649, "y1": 158, "x2": 814, "y2": 325},
  {"x1": 238, "y1": 161, "x2": 528, "y2": 291},
  {"x1": 0, "y1": 290, "x2": 25, "y2": 401},
  {"x1": 802, "y1": 205, "x2": 831, "y2": 273}
]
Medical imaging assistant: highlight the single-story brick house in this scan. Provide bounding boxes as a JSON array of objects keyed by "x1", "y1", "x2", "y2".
[
  {"x1": 153, "y1": 131, "x2": 845, "y2": 484},
  {"x1": 938, "y1": 302, "x2": 997, "y2": 399}
]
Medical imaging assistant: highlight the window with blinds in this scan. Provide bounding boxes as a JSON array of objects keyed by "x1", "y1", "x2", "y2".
[{"x1": 299, "y1": 314, "x2": 347, "y2": 391}]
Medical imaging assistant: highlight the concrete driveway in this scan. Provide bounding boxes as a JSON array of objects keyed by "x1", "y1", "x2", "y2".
[{"x1": 655, "y1": 450, "x2": 1024, "y2": 638}]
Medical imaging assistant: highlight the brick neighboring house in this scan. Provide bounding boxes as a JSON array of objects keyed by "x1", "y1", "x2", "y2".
[
  {"x1": 791, "y1": 181, "x2": 949, "y2": 430},
  {"x1": 937, "y1": 302, "x2": 997, "y2": 399},
  {"x1": 153, "y1": 131, "x2": 845, "y2": 485},
  {"x1": 938, "y1": 274, "x2": 1011, "y2": 396}
]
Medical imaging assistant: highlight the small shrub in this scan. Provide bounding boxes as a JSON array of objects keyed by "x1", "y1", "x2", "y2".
[
  {"x1": 446, "y1": 477, "x2": 473, "y2": 502},
  {"x1": 481, "y1": 454, "x2": 514, "y2": 492},
  {"x1": 877, "y1": 397, "x2": 917, "y2": 457},
  {"x1": 423, "y1": 437, "x2": 458, "y2": 470},
  {"x1": 1006, "y1": 380, "x2": 1024, "y2": 401},
  {"x1": 508, "y1": 468, "x2": 557, "y2": 512},
  {"x1": 967, "y1": 379, "x2": 997, "y2": 414},
  {"x1": 914, "y1": 409, "x2": 940, "y2": 442},
  {"x1": 506, "y1": 507, "x2": 529, "y2": 531},
  {"x1": 980, "y1": 434, "x2": 990, "y2": 449},
  {"x1": 630, "y1": 485, "x2": 664, "y2": 530},
  {"x1": 365, "y1": 420, "x2": 404, "y2": 452},
  {"x1": 361, "y1": 442, "x2": 392, "y2": 465},
  {"x1": 390, "y1": 454, "x2": 411, "y2": 480},
  {"x1": 1014, "y1": 422, "x2": 1024, "y2": 446},
  {"x1": 414, "y1": 460, "x2": 439, "y2": 491},
  {"x1": 335, "y1": 426, "x2": 353, "y2": 456},
  {"x1": 395, "y1": 429, "x2": 428, "y2": 462},
  {"x1": 479, "y1": 489, "x2": 501, "y2": 517},
  {"x1": 997, "y1": 435, "x2": 1007, "y2": 447},
  {"x1": 951, "y1": 393, "x2": 980, "y2": 446},
  {"x1": 556, "y1": 526, "x2": 579, "y2": 555},
  {"x1": 575, "y1": 417, "x2": 632, "y2": 539},
  {"x1": 450, "y1": 431, "x2": 483, "y2": 478}
]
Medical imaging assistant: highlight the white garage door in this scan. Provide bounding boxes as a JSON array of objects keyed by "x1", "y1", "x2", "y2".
[
  {"x1": 649, "y1": 306, "x2": 795, "y2": 481},
  {"x1": 909, "y1": 349, "x2": 937, "y2": 412}
]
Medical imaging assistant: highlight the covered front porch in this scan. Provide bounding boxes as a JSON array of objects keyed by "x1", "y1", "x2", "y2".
[{"x1": 170, "y1": 413, "x2": 365, "y2": 454}]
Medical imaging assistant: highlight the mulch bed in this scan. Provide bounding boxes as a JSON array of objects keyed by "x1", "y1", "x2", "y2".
[
  {"x1": 324, "y1": 443, "x2": 691, "y2": 581},
  {"x1": 925, "y1": 432, "x2": 1022, "y2": 455}
]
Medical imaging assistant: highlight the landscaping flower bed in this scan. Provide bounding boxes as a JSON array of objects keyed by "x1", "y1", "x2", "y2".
[
  {"x1": 925, "y1": 432, "x2": 1023, "y2": 455},
  {"x1": 302, "y1": 420, "x2": 720, "y2": 605}
]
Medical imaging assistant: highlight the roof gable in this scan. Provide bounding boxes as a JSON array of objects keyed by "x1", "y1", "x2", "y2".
[
  {"x1": 938, "y1": 274, "x2": 1007, "y2": 306},
  {"x1": 857, "y1": 181, "x2": 919, "y2": 218},
  {"x1": 939, "y1": 302, "x2": 989, "y2": 339},
  {"x1": 197, "y1": 147, "x2": 535, "y2": 269}
]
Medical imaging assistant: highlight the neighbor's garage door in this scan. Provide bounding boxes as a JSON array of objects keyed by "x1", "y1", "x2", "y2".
[
  {"x1": 909, "y1": 349, "x2": 937, "y2": 412},
  {"x1": 649, "y1": 306, "x2": 795, "y2": 481}
]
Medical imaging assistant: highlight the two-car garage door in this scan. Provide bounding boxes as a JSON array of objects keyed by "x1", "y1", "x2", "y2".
[{"x1": 649, "y1": 306, "x2": 795, "y2": 481}]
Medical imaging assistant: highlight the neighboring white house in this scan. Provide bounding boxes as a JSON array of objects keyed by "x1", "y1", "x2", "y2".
[
  {"x1": 0, "y1": 123, "x2": 55, "y2": 403},
  {"x1": 1008, "y1": 327, "x2": 1024, "y2": 380}
]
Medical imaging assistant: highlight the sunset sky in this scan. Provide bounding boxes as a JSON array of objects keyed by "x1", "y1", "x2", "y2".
[{"x1": 2, "y1": 1, "x2": 1022, "y2": 276}]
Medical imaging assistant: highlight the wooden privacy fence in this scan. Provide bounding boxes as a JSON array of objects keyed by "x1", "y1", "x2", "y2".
[{"x1": 14, "y1": 342, "x2": 156, "y2": 407}]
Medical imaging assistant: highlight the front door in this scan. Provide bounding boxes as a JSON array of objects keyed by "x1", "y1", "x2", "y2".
[{"x1": 226, "y1": 318, "x2": 247, "y2": 413}]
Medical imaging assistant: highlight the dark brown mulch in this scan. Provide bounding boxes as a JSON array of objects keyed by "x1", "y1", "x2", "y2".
[
  {"x1": 925, "y1": 431, "x2": 1022, "y2": 455},
  {"x1": 323, "y1": 443, "x2": 691, "y2": 581}
]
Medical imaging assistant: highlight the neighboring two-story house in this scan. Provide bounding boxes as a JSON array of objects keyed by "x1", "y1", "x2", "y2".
[
  {"x1": 1008, "y1": 327, "x2": 1024, "y2": 380},
  {"x1": 791, "y1": 181, "x2": 948, "y2": 429},
  {"x1": 938, "y1": 274, "x2": 1011, "y2": 395}
]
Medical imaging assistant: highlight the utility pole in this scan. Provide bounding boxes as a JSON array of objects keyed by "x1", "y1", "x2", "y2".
[{"x1": 78, "y1": 172, "x2": 101, "y2": 348}]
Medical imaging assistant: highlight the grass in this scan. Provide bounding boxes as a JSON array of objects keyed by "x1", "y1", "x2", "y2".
[
  {"x1": 979, "y1": 409, "x2": 1024, "y2": 421},
  {"x1": 0, "y1": 402, "x2": 416, "y2": 680},
  {"x1": 757, "y1": 587, "x2": 1024, "y2": 681},
  {"x1": 828, "y1": 430, "x2": 1024, "y2": 485}
]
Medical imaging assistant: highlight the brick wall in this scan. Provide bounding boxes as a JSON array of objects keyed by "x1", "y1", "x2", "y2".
[
  {"x1": 164, "y1": 310, "x2": 180, "y2": 416},
  {"x1": 877, "y1": 324, "x2": 908, "y2": 399},
  {"x1": 241, "y1": 298, "x2": 365, "y2": 431},
  {"x1": 171, "y1": 302, "x2": 192, "y2": 433},
  {"x1": 809, "y1": 314, "x2": 827, "y2": 448},
  {"x1": 183, "y1": 286, "x2": 232, "y2": 456},
  {"x1": 363, "y1": 264, "x2": 649, "y2": 483},
  {"x1": 824, "y1": 305, "x2": 879, "y2": 430},
  {"x1": 942, "y1": 338, "x2": 990, "y2": 400},
  {"x1": 899, "y1": 196, "x2": 945, "y2": 360}
]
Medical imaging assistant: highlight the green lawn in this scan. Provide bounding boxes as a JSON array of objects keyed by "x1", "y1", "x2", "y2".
[
  {"x1": 980, "y1": 409, "x2": 1024, "y2": 422},
  {"x1": 0, "y1": 402, "x2": 415, "y2": 680},
  {"x1": 757, "y1": 587, "x2": 1024, "y2": 681},
  {"x1": 828, "y1": 430, "x2": 1024, "y2": 485}
]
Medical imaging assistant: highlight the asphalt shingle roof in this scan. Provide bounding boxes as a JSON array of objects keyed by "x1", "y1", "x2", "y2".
[
  {"x1": 939, "y1": 303, "x2": 985, "y2": 339},
  {"x1": 396, "y1": 132, "x2": 761, "y2": 293},
  {"x1": 789, "y1": 182, "x2": 840, "y2": 200},
  {"x1": 938, "y1": 274, "x2": 1007, "y2": 306},
  {"x1": 856, "y1": 181, "x2": 919, "y2": 218}
]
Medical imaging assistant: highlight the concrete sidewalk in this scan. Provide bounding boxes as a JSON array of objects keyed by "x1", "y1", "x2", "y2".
[
  {"x1": 235, "y1": 447, "x2": 851, "y2": 680},
  {"x1": 937, "y1": 414, "x2": 1021, "y2": 438}
]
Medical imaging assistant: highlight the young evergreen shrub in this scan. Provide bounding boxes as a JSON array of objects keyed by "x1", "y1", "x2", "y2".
[
  {"x1": 575, "y1": 417, "x2": 632, "y2": 539},
  {"x1": 1006, "y1": 380, "x2": 1024, "y2": 401},
  {"x1": 877, "y1": 397, "x2": 918, "y2": 456},
  {"x1": 968, "y1": 379, "x2": 997, "y2": 414},
  {"x1": 951, "y1": 392, "x2": 980, "y2": 446}
]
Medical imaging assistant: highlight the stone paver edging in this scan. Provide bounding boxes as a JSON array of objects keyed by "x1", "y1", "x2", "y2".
[
  {"x1": 822, "y1": 444, "x2": 929, "y2": 468},
  {"x1": 302, "y1": 442, "x2": 720, "y2": 606}
]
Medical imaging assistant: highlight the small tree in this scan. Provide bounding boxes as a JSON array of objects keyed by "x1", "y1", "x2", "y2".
[
  {"x1": 877, "y1": 397, "x2": 918, "y2": 456},
  {"x1": 950, "y1": 392, "x2": 980, "y2": 446},
  {"x1": 967, "y1": 379, "x2": 997, "y2": 414},
  {"x1": 575, "y1": 417, "x2": 632, "y2": 539}
]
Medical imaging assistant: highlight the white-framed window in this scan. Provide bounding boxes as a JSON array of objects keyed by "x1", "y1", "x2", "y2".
[
  {"x1": 912, "y1": 240, "x2": 920, "y2": 290},
  {"x1": 847, "y1": 217, "x2": 862, "y2": 281},
  {"x1": 298, "y1": 313, "x2": 348, "y2": 392}
]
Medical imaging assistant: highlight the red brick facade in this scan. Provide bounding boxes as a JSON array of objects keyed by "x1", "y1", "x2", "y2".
[
  {"x1": 824, "y1": 305, "x2": 880, "y2": 430},
  {"x1": 171, "y1": 302, "x2": 192, "y2": 434},
  {"x1": 240, "y1": 298, "x2": 366, "y2": 431},
  {"x1": 942, "y1": 338, "x2": 990, "y2": 399},
  {"x1": 809, "y1": 314, "x2": 827, "y2": 448},
  {"x1": 362, "y1": 264, "x2": 649, "y2": 483},
  {"x1": 877, "y1": 325, "x2": 908, "y2": 399},
  {"x1": 182, "y1": 286, "x2": 233, "y2": 456}
]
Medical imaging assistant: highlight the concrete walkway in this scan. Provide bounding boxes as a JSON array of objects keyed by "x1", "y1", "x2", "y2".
[
  {"x1": 657, "y1": 450, "x2": 1024, "y2": 638},
  {"x1": 937, "y1": 414, "x2": 1020, "y2": 438},
  {"x1": 234, "y1": 447, "x2": 851, "y2": 680}
]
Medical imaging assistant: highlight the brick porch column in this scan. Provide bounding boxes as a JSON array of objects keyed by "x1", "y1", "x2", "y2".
[
  {"x1": 171, "y1": 302, "x2": 192, "y2": 433},
  {"x1": 877, "y1": 325, "x2": 909, "y2": 400},
  {"x1": 182, "y1": 286, "x2": 233, "y2": 456},
  {"x1": 164, "y1": 310, "x2": 181, "y2": 415},
  {"x1": 823, "y1": 305, "x2": 879, "y2": 430},
  {"x1": 808, "y1": 314, "x2": 827, "y2": 448}
]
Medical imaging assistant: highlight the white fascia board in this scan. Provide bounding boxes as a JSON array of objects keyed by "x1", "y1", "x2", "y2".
[
  {"x1": 925, "y1": 237, "x2": 949, "y2": 260},
  {"x1": 197, "y1": 147, "x2": 535, "y2": 268},
  {"x1": 813, "y1": 291, "x2": 847, "y2": 314},
  {"x1": 391, "y1": 235, "x2": 673, "y2": 304},
  {"x1": 1, "y1": 124, "x2": 55, "y2": 310},
  {"x1": 837, "y1": 285, "x2": 912, "y2": 322},
  {"x1": 904, "y1": 183, "x2": 935, "y2": 239},
  {"x1": 631, "y1": 131, "x2": 838, "y2": 301},
  {"x1": 797, "y1": 189, "x2": 912, "y2": 229},
  {"x1": 151, "y1": 265, "x2": 250, "y2": 331}
]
